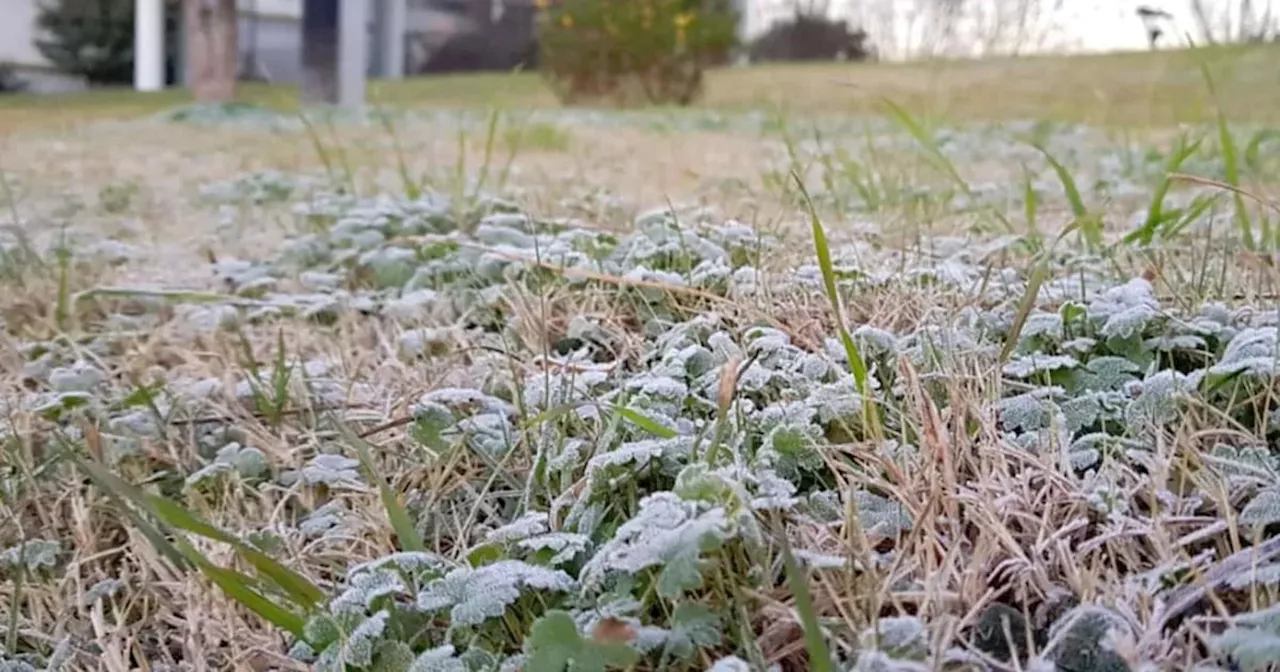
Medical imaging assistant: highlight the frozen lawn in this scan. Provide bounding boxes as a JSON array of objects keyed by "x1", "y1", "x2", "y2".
[{"x1": 3, "y1": 48, "x2": 1280, "y2": 672}]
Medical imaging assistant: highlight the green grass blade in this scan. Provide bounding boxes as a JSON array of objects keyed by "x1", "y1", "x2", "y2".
[
  {"x1": 189, "y1": 548, "x2": 309, "y2": 639},
  {"x1": 517, "y1": 400, "x2": 591, "y2": 432},
  {"x1": 1029, "y1": 142, "x2": 1102, "y2": 250},
  {"x1": 146, "y1": 496, "x2": 326, "y2": 609},
  {"x1": 64, "y1": 448, "x2": 191, "y2": 571},
  {"x1": 879, "y1": 97, "x2": 968, "y2": 192},
  {"x1": 1022, "y1": 165, "x2": 1040, "y2": 241},
  {"x1": 71, "y1": 448, "x2": 325, "y2": 623},
  {"x1": 611, "y1": 405, "x2": 678, "y2": 439},
  {"x1": 1126, "y1": 133, "x2": 1204, "y2": 246},
  {"x1": 998, "y1": 258, "x2": 1049, "y2": 364},
  {"x1": 793, "y1": 174, "x2": 869, "y2": 392},
  {"x1": 53, "y1": 237, "x2": 71, "y2": 331},
  {"x1": 1244, "y1": 129, "x2": 1280, "y2": 174},
  {"x1": 792, "y1": 172, "x2": 882, "y2": 439},
  {"x1": 339, "y1": 423, "x2": 427, "y2": 553},
  {"x1": 1031, "y1": 142, "x2": 1087, "y2": 219},
  {"x1": 1197, "y1": 58, "x2": 1255, "y2": 250},
  {"x1": 778, "y1": 531, "x2": 833, "y2": 672},
  {"x1": 66, "y1": 441, "x2": 324, "y2": 610}
]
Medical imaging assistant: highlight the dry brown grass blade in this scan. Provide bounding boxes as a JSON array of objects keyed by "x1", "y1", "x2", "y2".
[
  {"x1": 718, "y1": 354, "x2": 744, "y2": 414},
  {"x1": 1167, "y1": 172, "x2": 1280, "y2": 215},
  {"x1": 897, "y1": 356, "x2": 960, "y2": 526},
  {"x1": 168, "y1": 402, "x2": 372, "y2": 428}
]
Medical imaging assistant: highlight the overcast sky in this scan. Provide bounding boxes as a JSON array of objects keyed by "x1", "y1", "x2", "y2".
[{"x1": 740, "y1": 0, "x2": 1248, "y2": 56}]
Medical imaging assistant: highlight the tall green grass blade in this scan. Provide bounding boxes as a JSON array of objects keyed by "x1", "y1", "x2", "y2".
[
  {"x1": 1031, "y1": 143, "x2": 1087, "y2": 218},
  {"x1": 70, "y1": 448, "x2": 307, "y2": 636},
  {"x1": 298, "y1": 110, "x2": 339, "y2": 187},
  {"x1": 1029, "y1": 142, "x2": 1102, "y2": 251},
  {"x1": 998, "y1": 258, "x2": 1049, "y2": 365},
  {"x1": 146, "y1": 496, "x2": 325, "y2": 608},
  {"x1": 68, "y1": 444, "x2": 324, "y2": 609},
  {"x1": 373, "y1": 105, "x2": 422, "y2": 199},
  {"x1": 1197, "y1": 59, "x2": 1255, "y2": 250},
  {"x1": 879, "y1": 97, "x2": 968, "y2": 192},
  {"x1": 339, "y1": 423, "x2": 427, "y2": 553},
  {"x1": 1244, "y1": 129, "x2": 1280, "y2": 174},
  {"x1": 796, "y1": 178, "x2": 867, "y2": 390},
  {"x1": 1022, "y1": 166, "x2": 1040, "y2": 241},
  {"x1": 791, "y1": 172, "x2": 882, "y2": 438},
  {"x1": 53, "y1": 230, "x2": 71, "y2": 331},
  {"x1": 468, "y1": 107, "x2": 504, "y2": 222},
  {"x1": 65, "y1": 448, "x2": 191, "y2": 570},
  {"x1": 1125, "y1": 132, "x2": 1204, "y2": 246},
  {"x1": 1160, "y1": 193, "x2": 1220, "y2": 242},
  {"x1": 778, "y1": 531, "x2": 833, "y2": 672},
  {"x1": 189, "y1": 548, "x2": 309, "y2": 639}
]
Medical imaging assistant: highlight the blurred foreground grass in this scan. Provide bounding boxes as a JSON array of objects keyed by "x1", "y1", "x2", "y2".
[{"x1": 1, "y1": 42, "x2": 1277, "y2": 134}]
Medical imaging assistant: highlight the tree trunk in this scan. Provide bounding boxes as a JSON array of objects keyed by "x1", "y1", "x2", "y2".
[{"x1": 184, "y1": 0, "x2": 238, "y2": 102}]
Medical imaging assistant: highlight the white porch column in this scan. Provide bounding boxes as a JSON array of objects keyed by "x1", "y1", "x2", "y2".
[
  {"x1": 133, "y1": 0, "x2": 165, "y2": 91},
  {"x1": 373, "y1": 0, "x2": 407, "y2": 79},
  {"x1": 338, "y1": 0, "x2": 368, "y2": 107}
]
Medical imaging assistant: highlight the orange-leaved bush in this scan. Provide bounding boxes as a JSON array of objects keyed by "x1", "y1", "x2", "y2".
[{"x1": 536, "y1": 0, "x2": 739, "y2": 107}]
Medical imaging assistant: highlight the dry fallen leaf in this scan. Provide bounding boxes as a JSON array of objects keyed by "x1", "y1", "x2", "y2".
[{"x1": 592, "y1": 616, "x2": 638, "y2": 645}]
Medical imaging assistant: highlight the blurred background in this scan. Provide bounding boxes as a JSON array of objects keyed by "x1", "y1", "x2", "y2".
[{"x1": 2, "y1": 0, "x2": 1276, "y2": 96}]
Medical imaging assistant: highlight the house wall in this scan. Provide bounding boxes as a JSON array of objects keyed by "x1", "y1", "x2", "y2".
[
  {"x1": 236, "y1": 4, "x2": 472, "y2": 84},
  {"x1": 0, "y1": 0, "x2": 44, "y2": 67},
  {"x1": 2, "y1": 0, "x2": 523, "y2": 93},
  {"x1": 238, "y1": 0, "x2": 303, "y2": 19},
  {"x1": 238, "y1": 13, "x2": 309, "y2": 82},
  {"x1": 0, "y1": 0, "x2": 88, "y2": 92}
]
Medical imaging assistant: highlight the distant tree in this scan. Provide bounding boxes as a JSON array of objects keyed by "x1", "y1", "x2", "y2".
[
  {"x1": 1136, "y1": 6, "x2": 1173, "y2": 48},
  {"x1": 748, "y1": 11, "x2": 871, "y2": 62},
  {"x1": 34, "y1": 0, "x2": 182, "y2": 86},
  {"x1": 35, "y1": 0, "x2": 137, "y2": 85}
]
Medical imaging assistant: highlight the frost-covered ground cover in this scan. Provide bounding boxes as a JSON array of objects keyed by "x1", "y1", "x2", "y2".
[{"x1": 2, "y1": 102, "x2": 1280, "y2": 672}]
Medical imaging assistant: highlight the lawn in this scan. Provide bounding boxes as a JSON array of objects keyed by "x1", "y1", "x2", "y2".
[
  {"x1": 1, "y1": 43, "x2": 1280, "y2": 672},
  {"x1": 2, "y1": 41, "x2": 1279, "y2": 131}
]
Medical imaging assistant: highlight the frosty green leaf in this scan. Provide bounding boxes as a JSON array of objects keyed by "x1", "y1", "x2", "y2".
[
  {"x1": 1003, "y1": 353, "x2": 1078, "y2": 378},
  {"x1": 1240, "y1": 488, "x2": 1280, "y2": 530},
  {"x1": 415, "y1": 560, "x2": 575, "y2": 626},
  {"x1": 315, "y1": 610, "x2": 389, "y2": 671},
  {"x1": 485, "y1": 512, "x2": 550, "y2": 544},
  {"x1": 664, "y1": 602, "x2": 722, "y2": 661},
  {"x1": 406, "y1": 645, "x2": 466, "y2": 672},
  {"x1": 580, "y1": 493, "x2": 735, "y2": 597},
  {"x1": 0, "y1": 539, "x2": 60, "y2": 573}
]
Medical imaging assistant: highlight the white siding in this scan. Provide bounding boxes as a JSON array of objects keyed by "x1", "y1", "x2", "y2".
[
  {"x1": 0, "y1": 0, "x2": 48, "y2": 68},
  {"x1": 1, "y1": 0, "x2": 89, "y2": 92},
  {"x1": 237, "y1": 0, "x2": 302, "y2": 19}
]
